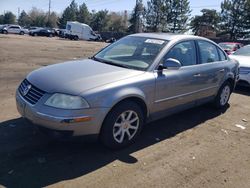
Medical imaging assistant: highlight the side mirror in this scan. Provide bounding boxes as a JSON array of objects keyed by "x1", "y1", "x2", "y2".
[{"x1": 160, "y1": 58, "x2": 181, "y2": 70}]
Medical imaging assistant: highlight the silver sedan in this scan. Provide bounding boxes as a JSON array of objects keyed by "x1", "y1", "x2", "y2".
[{"x1": 16, "y1": 33, "x2": 239, "y2": 149}]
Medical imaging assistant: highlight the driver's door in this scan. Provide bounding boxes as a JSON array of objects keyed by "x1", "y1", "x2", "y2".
[{"x1": 153, "y1": 40, "x2": 201, "y2": 115}]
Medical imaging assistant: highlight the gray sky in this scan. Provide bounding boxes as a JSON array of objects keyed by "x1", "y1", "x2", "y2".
[{"x1": 0, "y1": 0, "x2": 222, "y2": 16}]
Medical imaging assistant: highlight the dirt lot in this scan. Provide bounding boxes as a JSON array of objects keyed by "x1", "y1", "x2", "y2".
[{"x1": 0, "y1": 35, "x2": 250, "y2": 188}]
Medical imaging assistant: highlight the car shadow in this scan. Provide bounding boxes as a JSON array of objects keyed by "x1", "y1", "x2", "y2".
[
  {"x1": 234, "y1": 86, "x2": 250, "y2": 96},
  {"x1": 0, "y1": 104, "x2": 229, "y2": 188}
]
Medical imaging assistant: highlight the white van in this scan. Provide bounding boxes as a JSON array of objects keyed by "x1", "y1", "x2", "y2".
[{"x1": 65, "y1": 21, "x2": 101, "y2": 41}]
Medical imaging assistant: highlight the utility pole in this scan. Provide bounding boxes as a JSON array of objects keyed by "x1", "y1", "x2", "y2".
[
  {"x1": 48, "y1": 0, "x2": 51, "y2": 26},
  {"x1": 18, "y1": 7, "x2": 20, "y2": 19},
  {"x1": 49, "y1": 0, "x2": 51, "y2": 17}
]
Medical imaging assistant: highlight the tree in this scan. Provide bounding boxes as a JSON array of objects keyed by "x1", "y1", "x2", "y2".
[
  {"x1": 190, "y1": 9, "x2": 220, "y2": 35},
  {"x1": 46, "y1": 12, "x2": 58, "y2": 28},
  {"x1": 129, "y1": 0, "x2": 145, "y2": 33},
  {"x1": 168, "y1": 0, "x2": 191, "y2": 33},
  {"x1": 3, "y1": 11, "x2": 16, "y2": 24},
  {"x1": 146, "y1": 0, "x2": 165, "y2": 32},
  {"x1": 221, "y1": 0, "x2": 247, "y2": 39},
  {"x1": 146, "y1": 0, "x2": 190, "y2": 33},
  {"x1": 244, "y1": 0, "x2": 250, "y2": 31},
  {"x1": 77, "y1": 2, "x2": 90, "y2": 24},
  {"x1": 90, "y1": 10, "x2": 110, "y2": 32},
  {"x1": 0, "y1": 15, "x2": 4, "y2": 24},
  {"x1": 108, "y1": 12, "x2": 127, "y2": 32},
  {"x1": 18, "y1": 10, "x2": 31, "y2": 26},
  {"x1": 59, "y1": 0, "x2": 78, "y2": 28},
  {"x1": 29, "y1": 7, "x2": 47, "y2": 27}
]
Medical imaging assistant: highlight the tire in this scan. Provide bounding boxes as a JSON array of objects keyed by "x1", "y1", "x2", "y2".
[
  {"x1": 213, "y1": 81, "x2": 232, "y2": 109},
  {"x1": 20, "y1": 31, "x2": 24, "y2": 35},
  {"x1": 34, "y1": 33, "x2": 38, "y2": 36},
  {"x1": 49, "y1": 34, "x2": 53, "y2": 37},
  {"x1": 74, "y1": 35, "x2": 79, "y2": 40},
  {"x1": 100, "y1": 101, "x2": 144, "y2": 149},
  {"x1": 3, "y1": 30, "x2": 7, "y2": 34}
]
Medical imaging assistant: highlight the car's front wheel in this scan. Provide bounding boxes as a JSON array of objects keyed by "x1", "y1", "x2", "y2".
[
  {"x1": 214, "y1": 81, "x2": 232, "y2": 108},
  {"x1": 100, "y1": 101, "x2": 144, "y2": 149}
]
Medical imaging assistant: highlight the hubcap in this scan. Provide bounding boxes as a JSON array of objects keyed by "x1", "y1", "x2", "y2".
[
  {"x1": 113, "y1": 110, "x2": 139, "y2": 143},
  {"x1": 220, "y1": 85, "x2": 230, "y2": 106}
]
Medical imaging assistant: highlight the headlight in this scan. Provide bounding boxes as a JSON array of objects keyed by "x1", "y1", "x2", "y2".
[{"x1": 45, "y1": 93, "x2": 89, "y2": 109}]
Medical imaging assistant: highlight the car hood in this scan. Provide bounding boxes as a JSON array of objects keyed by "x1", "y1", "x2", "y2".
[
  {"x1": 230, "y1": 55, "x2": 250, "y2": 67},
  {"x1": 27, "y1": 59, "x2": 144, "y2": 95}
]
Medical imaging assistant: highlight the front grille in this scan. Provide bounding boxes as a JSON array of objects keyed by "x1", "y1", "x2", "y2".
[
  {"x1": 239, "y1": 67, "x2": 250, "y2": 74},
  {"x1": 18, "y1": 79, "x2": 46, "y2": 105}
]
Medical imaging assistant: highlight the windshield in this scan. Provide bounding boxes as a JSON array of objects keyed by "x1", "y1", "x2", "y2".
[
  {"x1": 94, "y1": 36, "x2": 168, "y2": 71},
  {"x1": 219, "y1": 43, "x2": 236, "y2": 50},
  {"x1": 234, "y1": 45, "x2": 250, "y2": 56}
]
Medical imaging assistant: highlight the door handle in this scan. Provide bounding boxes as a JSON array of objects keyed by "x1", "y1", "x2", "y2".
[
  {"x1": 219, "y1": 69, "x2": 225, "y2": 73},
  {"x1": 193, "y1": 73, "x2": 201, "y2": 77}
]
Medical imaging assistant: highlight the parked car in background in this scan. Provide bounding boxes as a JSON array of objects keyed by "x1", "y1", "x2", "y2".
[
  {"x1": 58, "y1": 29, "x2": 67, "y2": 38},
  {"x1": 229, "y1": 45, "x2": 250, "y2": 87},
  {"x1": 16, "y1": 34, "x2": 239, "y2": 149},
  {"x1": 28, "y1": 27, "x2": 42, "y2": 31},
  {"x1": 65, "y1": 21, "x2": 101, "y2": 41},
  {"x1": 29, "y1": 28, "x2": 55, "y2": 37},
  {"x1": 219, "y1": 42, "x2": 244, "y2": 55},
  {"x1": 2, "y1": 25, "x2": 29, "y2": 35}
]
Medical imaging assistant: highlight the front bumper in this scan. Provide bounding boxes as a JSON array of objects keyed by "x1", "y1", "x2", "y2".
[{"x1": 16, "y1": 91, "x2": 110, "y2": 136}]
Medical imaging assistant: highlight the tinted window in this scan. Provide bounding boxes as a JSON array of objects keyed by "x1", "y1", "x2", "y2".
[
  {"x1": 164, "y1": 41, "x2": 197, "y2": 66},
  {"x1": 218, "y1": 48, "x2": 227, "y2": 61},
  {"x1": 198, "y1": 41, "x2": 219, "y2": 63}
]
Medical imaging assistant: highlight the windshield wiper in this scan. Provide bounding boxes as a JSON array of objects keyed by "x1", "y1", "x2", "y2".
[{"x1": 91, "y1": 56, "x2": 130, "y2": 69}]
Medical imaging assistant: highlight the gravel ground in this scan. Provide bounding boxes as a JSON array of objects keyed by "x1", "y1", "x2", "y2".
[{"x1": 0, "y1": 35, "x2": 249, "y2": 188}]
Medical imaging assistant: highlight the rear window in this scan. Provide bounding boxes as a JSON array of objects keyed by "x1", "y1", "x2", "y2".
[{"x1": 198, "y1": 41, "x2": 219, "y2": 63}]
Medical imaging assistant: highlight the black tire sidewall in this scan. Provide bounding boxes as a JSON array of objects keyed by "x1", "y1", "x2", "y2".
[
  {"x1": 100, "y1": 101, "x2": 144, "y2": 149},
  {"x1": 214, "y1": 82, "x2": 231, "y2": 109}
]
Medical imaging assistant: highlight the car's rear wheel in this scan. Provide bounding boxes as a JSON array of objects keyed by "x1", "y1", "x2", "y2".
[
  {"x1": 100, "y1": 101, "x2": 144, "y2": 149},
  {"x1": 34, "y1": 33, "x2": 38, "y2": 36},
  {"x1": 49, "y1": 34, "x2": 53, "y2": 37},
  {"x1": 3, "y1": 30, "x2": 7, "y2": 34},
  {"x1": 214, "y1": 81, "x2": 232, "y2": 109},
  {"x1": 20, "y1": 31, "x2": 24, "y2": 35}
]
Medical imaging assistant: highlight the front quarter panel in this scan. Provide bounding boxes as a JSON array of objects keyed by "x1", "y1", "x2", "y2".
[{"x1": 82, "y1": 72, "x2": 156, "y2": 117}]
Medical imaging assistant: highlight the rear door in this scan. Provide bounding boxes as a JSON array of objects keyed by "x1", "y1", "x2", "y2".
[{"x1": 194, "y1": 40, "x2": 227, "y2": 100}]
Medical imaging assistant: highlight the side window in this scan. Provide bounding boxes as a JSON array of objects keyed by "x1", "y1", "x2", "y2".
[
  {"x1": 164, "y1": 41, "x2": 197, "y2": 66},
  {"x1": 218, "y1": 47, "x2": 227, "y2": 61},
  {"x1": 198, "y1": 41, "x2": 219, "y2": 63}
]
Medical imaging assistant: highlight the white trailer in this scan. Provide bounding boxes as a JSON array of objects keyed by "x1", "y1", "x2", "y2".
[{"x1": 65, "y1": 21, "x2": 100, "y2": 41}]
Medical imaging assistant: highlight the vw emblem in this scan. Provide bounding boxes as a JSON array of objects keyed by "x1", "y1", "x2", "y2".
[{"x1": 22, "y1": 84, "x2": 31, "y2": 96}]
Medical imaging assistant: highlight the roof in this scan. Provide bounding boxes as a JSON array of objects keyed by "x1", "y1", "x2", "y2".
[{"x1": 130, "y1": 33, "x2": 205, "y2": 41}]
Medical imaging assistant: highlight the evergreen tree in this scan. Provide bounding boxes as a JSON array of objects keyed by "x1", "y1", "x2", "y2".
[
  {"x1": 168, "y1": 0, "x2": 191, "y2": 33},
  {"x1": 18, "y1": 10, "x2": 31, "y2": 26},
  {"x1": 190, "y1": 9, "x2": 220, "y2": 35},
  {"x1": 221, "y1": 0, "x2": 247, "y2": 39},
  {"x1": 3, "y1": 11, "x2": 16, "y2": 24},
  {"x1": 146, "y1": 0, "x2": 165, "y2": 32},
  {"x1": 90, "y1": 10, "x2": 110, "y2": 32},
  {"x1": 59, "y1": 0, "x2": 78, "y2": 28},
  {"x1": 128, "y1": 0, "x2": 144, "y2": 33},
  {"x1": 77, "y1": 2, "x2": 90, "y2": 24}
]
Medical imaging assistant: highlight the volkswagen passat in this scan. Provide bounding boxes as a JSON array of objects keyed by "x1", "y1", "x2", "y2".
[{"x1": 16, "y1": 33, "x2": 239, "y2": 149}]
